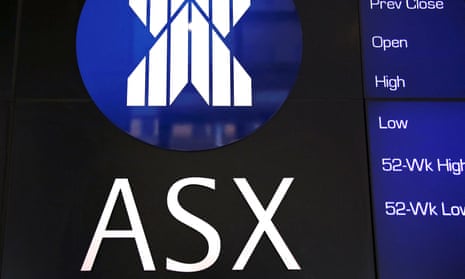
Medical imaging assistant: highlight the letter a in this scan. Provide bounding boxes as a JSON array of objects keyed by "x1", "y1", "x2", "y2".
[{"x1": 81, "y1": 178, "x2": 155, "y2": 271}]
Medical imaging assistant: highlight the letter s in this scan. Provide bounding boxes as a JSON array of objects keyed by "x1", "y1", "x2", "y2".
[{"x1": 166, "y1": 177, "x2": 221, "y2": 272}]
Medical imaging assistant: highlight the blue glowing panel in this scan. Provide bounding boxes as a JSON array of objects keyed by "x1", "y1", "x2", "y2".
[
  {"x1": 76, "y1": 0, "x2": 302, "y2": 151},
  {"x1": 367, "y1": 101, "x2": 465, "y2": 279},
  {"x1": 360, "y1": 0, "x2": 465, "y2": 98}
]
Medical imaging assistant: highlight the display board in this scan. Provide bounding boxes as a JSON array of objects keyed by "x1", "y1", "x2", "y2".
[
  {"x1": 360, "y1": 0, "x2": 465, "y2": 278},
  {"x1": 1, "y1": 0, "x2": 464, "y2": 278}
]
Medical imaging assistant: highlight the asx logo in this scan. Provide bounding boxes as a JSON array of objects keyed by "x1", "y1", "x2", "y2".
[
  {"x1": 81, "y1": 177, "x2": 301, "y2": 272},
  {"x1": 127, "y1": 0, "x2": 252, "y2": 107},
  {"x1": 76, "y1": 0, "x2": 302, "y2": 150}
]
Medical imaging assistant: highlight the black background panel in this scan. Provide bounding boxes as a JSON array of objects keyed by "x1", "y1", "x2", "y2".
[
  {"x1": 14, "y1": 0, "x2": 88, "y2": 100},
  {"x1": 1, "y1": 100, "x2": 374, "y2": 278},
  {"x1": 0, "y1": 0, "x2": 18, "y2": 98},
  {"x1": 0, "y1": 102, "x2": 9, "y2": 206},
  {"x1": 0, "y1": 102, "x2": 10, "y2": 275},
  {"x1": 291, "y1": 0, "x2": 363, "y2": 100}
]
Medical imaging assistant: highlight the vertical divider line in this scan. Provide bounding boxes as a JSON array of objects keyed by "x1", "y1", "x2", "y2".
[
  {"x1": 229, "y1": 0, "x2": 234, "y2": 106},
  {"x1": 167, "y1": 0, "x2": 172, "y2": 105},
  {"x1": 145, "y1": 0, "x2": 151, "y2": 106},
  {"x1": 188, "y1": 0, "x2": 192, "y2": 84},
  {"x1": 208, "y1": 0, "x2": 213, "y2": 106}
]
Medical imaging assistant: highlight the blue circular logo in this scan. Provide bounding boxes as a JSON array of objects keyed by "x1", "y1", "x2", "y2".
[{"x1": 77, "y1": 0, "x2": 302, "y2": 151}]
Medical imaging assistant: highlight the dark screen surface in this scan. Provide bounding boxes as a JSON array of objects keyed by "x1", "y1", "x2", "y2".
[
  {"x1": 0, "y1": 0, "x2": 15, "y2": 269},
  {"x1": 0, "y1": 0, "x2": 17, "y2": 98},
  {"x1": 0, "y1": 0, "x2": 377, "y2": 278},
  {"x1": 0, "y1": 102, "x2": 9, "y2": 207},
  {"x1": 13, "y1": 0, "x2": 87, "y2": 100}
]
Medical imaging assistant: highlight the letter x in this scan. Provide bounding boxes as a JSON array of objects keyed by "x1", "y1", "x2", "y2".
[{"x1": 233, "y1": 178, "x2": 301, "y2": 270}]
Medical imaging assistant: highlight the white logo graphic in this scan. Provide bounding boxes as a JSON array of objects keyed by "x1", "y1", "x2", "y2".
[{"x1": 127, "y1": 0, "x2": 252, "y2": 107}]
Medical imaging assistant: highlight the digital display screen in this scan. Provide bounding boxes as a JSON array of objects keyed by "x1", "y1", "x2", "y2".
[
  {"x1": 367, "y1": 101, "x2": 465, "y2": 278},
  {"x1": 360, "y1": 0, "x2": 465, "y2": 98},
  {"x1": 360, "y1": 0, "x2": 465, "y2": 278},
  {"x1": 0, "y1": 0, "x2": 464, "y2": 278}
]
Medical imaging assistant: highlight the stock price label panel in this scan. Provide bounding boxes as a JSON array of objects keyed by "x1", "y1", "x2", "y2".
[
  {"x1": 360, "y1": 0, "x2": 465, "y2": 98},
  {"x1": 367, "y1": 101, "x2": 465, "y2": 279}
]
